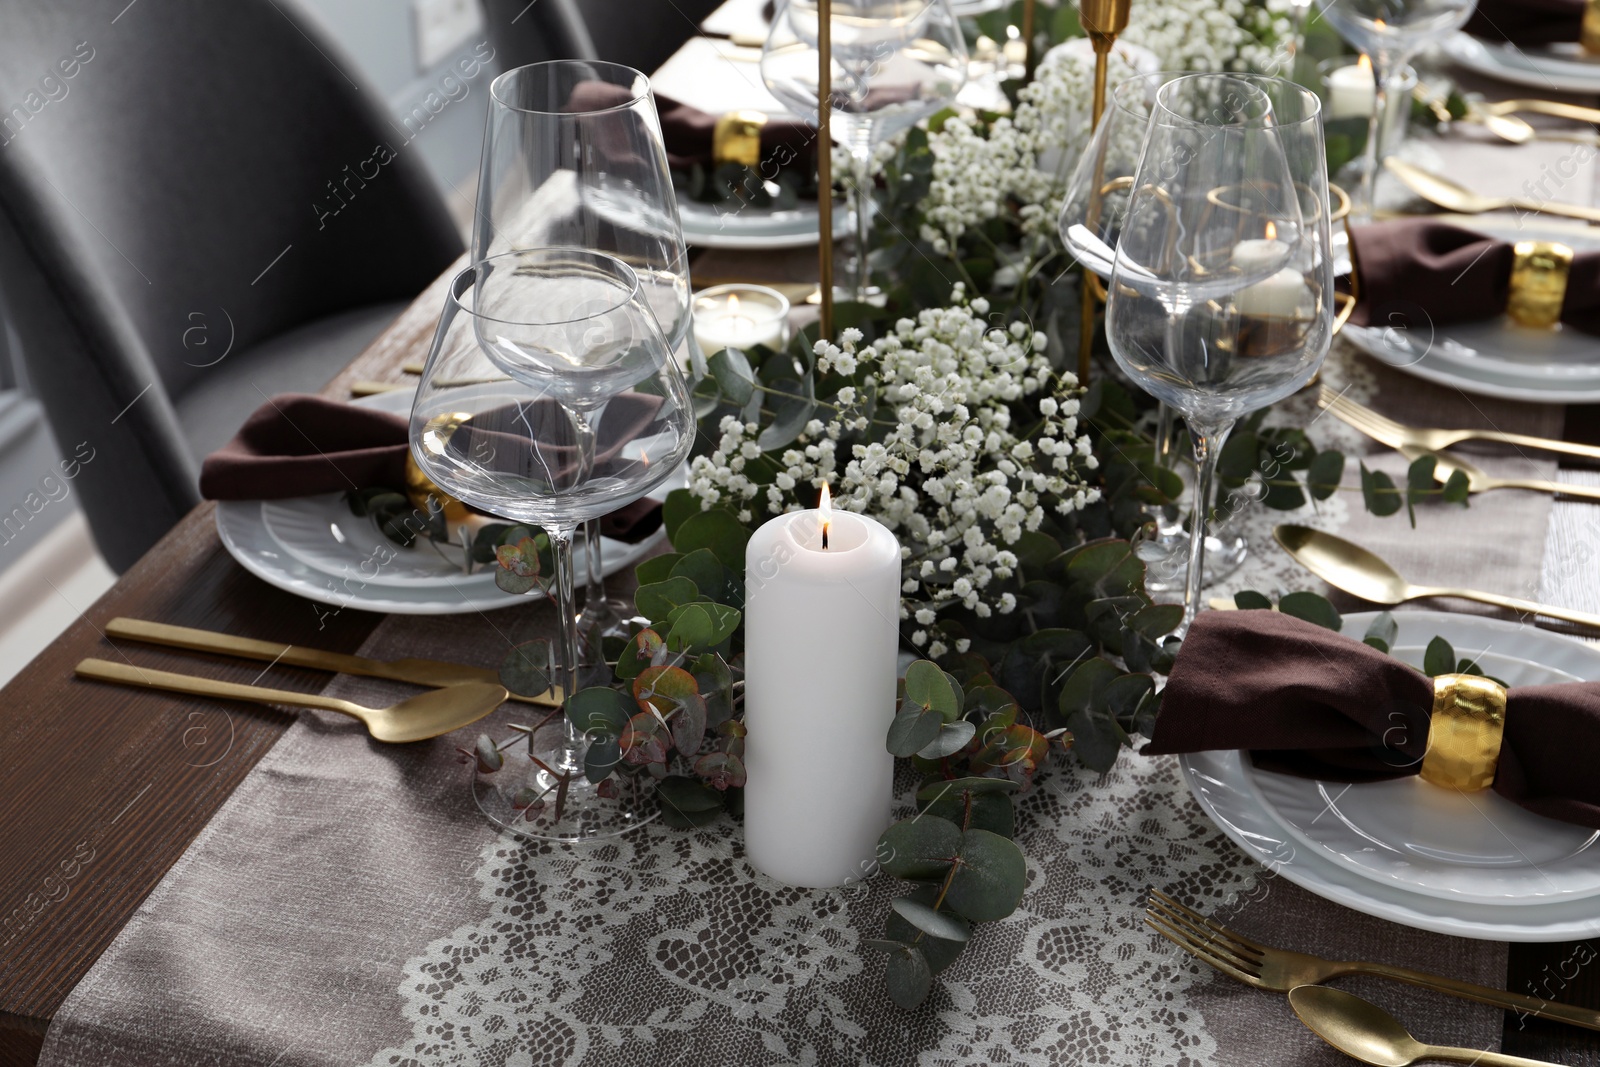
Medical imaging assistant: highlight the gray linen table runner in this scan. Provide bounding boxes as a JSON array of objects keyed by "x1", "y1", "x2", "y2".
[{"x1": 38, "y1": 346, "x2": 1565, "y2": 1066}]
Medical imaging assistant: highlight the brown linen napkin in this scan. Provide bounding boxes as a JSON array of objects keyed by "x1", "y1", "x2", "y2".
[
  {"x1": 199, "y1": 394, "x2": 666, "y2": 542},
  {"x1": 1143, "y1": 609, "x2": 1600, "y2": 829},
  {"x1": 564, "y1": 81, "x2": 816, "y2": 173},
  {"x1": 1348, "y1": 217, "x2": 1600, "y2": 334},
  {"x1": 1464, "y1": 0, "x2": 1582, "y2": 46}
]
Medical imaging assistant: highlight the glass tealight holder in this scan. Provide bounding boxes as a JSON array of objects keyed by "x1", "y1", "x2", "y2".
[
  {"x1": 1319, "y1": 57, "x2": 1416, "y2": 181},
  {"x1": 692, "y1": 283, "x2": 792, "y2": 355}
]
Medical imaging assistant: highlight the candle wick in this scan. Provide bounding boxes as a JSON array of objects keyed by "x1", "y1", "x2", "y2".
[{"x1": 822, "y1": 524, "x2": 829, "y2": 550}]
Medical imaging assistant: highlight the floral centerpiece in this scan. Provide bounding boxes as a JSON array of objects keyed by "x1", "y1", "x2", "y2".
[{"x1": 470, "y1": 0, "x2": 1473, "y2": 1010}]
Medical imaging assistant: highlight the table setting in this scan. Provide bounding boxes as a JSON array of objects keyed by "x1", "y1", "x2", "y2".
[{"x1": 9, "y1": 0, "x2": 1600, "y2": 1065}]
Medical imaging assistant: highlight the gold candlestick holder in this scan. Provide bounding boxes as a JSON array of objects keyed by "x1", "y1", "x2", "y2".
[
  {"x1": 1075, "y1": 0, "x2": 1133, "y2": 384},
  {"x1": 818, "y1": 0, "x2": 835, "y2": 341},
  {"x1": 1022, "y1": 0, "x2": 1038, "y2": 81}
]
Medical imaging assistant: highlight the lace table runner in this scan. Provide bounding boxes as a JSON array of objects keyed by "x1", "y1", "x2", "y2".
[{"x1": 39, "y1": 343, "x2": 1555, "y2": 1067}]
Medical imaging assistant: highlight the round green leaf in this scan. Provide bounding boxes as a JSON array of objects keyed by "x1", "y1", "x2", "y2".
[
  {"x1": 884, "y1": 885, "x2": 967, "y2": 974},
  {"x1": 885, "y1": 945, "x2": 934, "y2": 1010},
  {"x1": 499, "y1": 640, "x2": 552, "y2": 698},
  {"x1": 946, "y1": 828, "x2": 1027, "y2": 922},
  {"x1": 878, "y1": 815, "x2": 960, "y2": 880},
  {"x1": 915, "y1": 720, "x2": 976, "y2": 760},
  {"x1": 567, "y1": 687, "x2": 633, "y2": 735},
  {"x1": 887, "y1": 700, "x2": 943, "y2": 758},
  {"x1": 1278, "y1": 591, "x2": 1342, "y2": 632},
  {"x1": 635, "y1": 576, "x2": 700, "y2": 624},
  {"x1": 583, "y1": 734, "x2": 621, "y2": 783},
  {"x1": 913, "y1": 776, "x2": 1021, "y2": 802},
  {"x1": 673, "y1": 508, "x2": 752, "y2": 569},
  {"x1": 1233, "y1": 590, "x2": 1273, "y2": 611},
  {"x1": 904, "y1": 660, "x2": 959, "y2": 717},
  {"x1": 890, "y1": 895, "x2": 971, "y2": 943}
]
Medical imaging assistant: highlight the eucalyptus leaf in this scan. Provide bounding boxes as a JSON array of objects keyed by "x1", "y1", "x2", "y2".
[
  {"x1": 1233, "y1": 590, "x2": 1273, "y2": 611},
  {"x1": 634, "y1": 553, "x2": 681, "y2": 587},
  {"x1": 500, "y1": 640, "x2": 552, "y2": 698},
  {"x1": 1363, "y1": 612, "x2": 1397, "y2": 654},
  {"x1": 878, "y1": 815, "x2": 961, "y2": 880},
  {"x1": 666, "y1": 600, "x2": 741, "y2": 647},
  {"x1": 674, "y1": 508, "x2": 753, "y2": 569},
  {"x1": 904, "y1": 660, "x2": 961, "y2": 718},
  {"x1": 918, "y1": 786, "x2": 1014, "y2": 837},
  {"x1": 1424, "y1": 635, "x2": 1456, "y2": 677},
  {"x1": 885, "y1": 946, "x2": 934, "y2": 1010},
  {"x1": 567, "y1": 686, "x2": 633, "y2": 736},
  {"x1": 583, "y1": 734, "x2": 622, "y2": 784},
  {"x1": 635, "y1": 576, "x2": 700, "y2": 624},
  {"x1": 887, "y1": 698, "x2": 944, "y2": 758},
  {"x1": 1307, "y1": 449, "x2": 1345, "y2": 501},
  {"x1": 890, "y1": 896, "x2": 972, "y2": 943},
  {"x1": 707, "y1": 346, "x2": 756, "y2": 404},
  {"x1": 671, "y1": 549, "x2": 729, "y2": 602},
  {"x1": 1360, "y1": 462, "x2": 1403, "y2": 517},
  {"x1": 913, "y1": 776, "x2": 1021, "y2": 802},
  {"x1": 1278, "y1": 591, "x2": 1342, "y2": 632},
  {"x1": 662, "y1": 489, "x2": 699, "y2": 543},
  {"x1": 945, "y1": 828, "x2": 1027, "y2": 922},
  {"x1": 916, "y1": 720, "x2": 977, "y2": 760},
  {"x1": 1442, "y1": 469, "x2": 1471, "y2": 505}
]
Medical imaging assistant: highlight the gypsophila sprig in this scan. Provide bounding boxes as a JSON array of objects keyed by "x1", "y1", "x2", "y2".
[{"x1": 689, "y1": 290, "x2": 1100, "y2": 654}]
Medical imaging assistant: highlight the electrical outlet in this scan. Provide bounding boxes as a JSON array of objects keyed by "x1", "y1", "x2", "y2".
[{"x1": 412, "y1": 0, "x2": 484, "y2": 70}]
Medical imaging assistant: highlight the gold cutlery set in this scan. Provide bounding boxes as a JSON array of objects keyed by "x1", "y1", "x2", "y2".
[
  {"x1": 74, "y1": 617, "x2": 559, "y2": 742},
  {"x1": 1148, "y1": 891, "x2": 1596, "y2": 1065},
  {"x1": 1269, "y1": 388, "x2": 1600, "y2": 632}
]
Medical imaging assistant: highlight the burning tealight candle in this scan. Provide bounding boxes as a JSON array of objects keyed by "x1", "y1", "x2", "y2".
[
  {"x1": 1233, "y1": 223, "x2": 1308, "y2": 319},
  {"x1": 743, "y1": 484, "x2": 901, "y2": 888},
  {"x1": 693, "y1": 284, "x2": 790, "y2": 355},
  {"x1": 1325, "y1": 54, "x2": 1376, "y2": 121}
]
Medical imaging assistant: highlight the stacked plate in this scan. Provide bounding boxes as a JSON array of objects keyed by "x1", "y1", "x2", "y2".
[
  {"x1": 1340, "y1": 218, "x2": 1600, "y2": 403},
  {"x1": 214, "y1": 389, "x2": 674, "y2": 615},
  {"x1": 1183, "y1": 610, "x2": 1600, "y2": 941},
  {"x1": 1443, "y1": 32, "x2": 1600, "y2": 94}
]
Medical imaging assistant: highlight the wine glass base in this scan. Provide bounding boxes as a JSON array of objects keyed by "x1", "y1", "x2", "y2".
[
  {"x1": 471, "y1": 738, "x2": 658, "y2": 843},
  {"x1": 1142, "y1": 531, "x2": 1249, "y2": 596}
]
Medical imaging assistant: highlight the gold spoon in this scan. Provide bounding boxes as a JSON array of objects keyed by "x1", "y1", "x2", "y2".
[
  {"x1": 76, "y1": 658, "x2": 507, "y2": 743},
  {"x1": 1273, "y1": 524, "x2": 1600, "y2": 631},
  {"x1": 1484, "y1": 97, "x2": 1600, "y2": 125},
  {"x1": 1384, "y1": 157, "x2": 1600, "y2": 224},
  {"x1": 1290, "y1": 986, "x2": 1559, "y2": 1067}
]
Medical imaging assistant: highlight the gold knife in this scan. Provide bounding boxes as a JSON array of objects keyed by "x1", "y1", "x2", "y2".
[{"x1": 105, "y1": 618, "x2": 561, "y2": 707}]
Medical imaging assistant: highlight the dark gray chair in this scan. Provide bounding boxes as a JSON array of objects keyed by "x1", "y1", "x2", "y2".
[
  {"x1": 482, "y1": 0, "x2": 724, "y2": 81},
  {"x1": 0, "y1": 0, "x2": 465, "y2": 571}
]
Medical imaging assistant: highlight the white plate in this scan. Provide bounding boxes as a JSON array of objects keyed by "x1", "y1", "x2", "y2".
[
  {"x1": 1341, "y1": 217, "x2": 1600, "y2": 402},
  {"x1": 1249, "y1": 643, "x2": 1600, "y2": 905},
  {"x1": 261, "y1": 494, "x2": 497, "y2": 591},
  {"x1": 680, "y1": 198, "x2": 851, "y2": 250},
  {"x1": 213, "y1": 389, "x2": 677, "y2": 616},
  {"x1": 1443, "y1": 32, "x2": 1600, "y2": 94},
  {"x1": 1180, "y1": 611, "x2": 1600, "y2": 941}
]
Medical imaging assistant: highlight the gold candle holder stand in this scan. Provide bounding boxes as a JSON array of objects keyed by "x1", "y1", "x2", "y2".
[
  {"x1": 1075, "y1": 0, "x2": 1133, "y2": 385},
  {"x1": 818, "y1": 0, "x2": 835, "y2": 341}
]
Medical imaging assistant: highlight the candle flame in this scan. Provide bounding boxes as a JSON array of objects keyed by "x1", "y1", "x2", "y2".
[
  {"x1": 1264, "y1": 220, "x2": 1277, "y2": 241},
  {"x1": 820, "y1": 482, "x2": 832, "y2": 550},
  {"x1": 729, "y1": 293, "x2": 741, "y2": 315},
  {"x1": 1357, "y1": 52, "x2": 1372, "y2": 73}
]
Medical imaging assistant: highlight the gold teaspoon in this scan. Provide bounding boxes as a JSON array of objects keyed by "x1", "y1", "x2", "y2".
[
  {"x1": 1274, "y1": 525, "x2": 1600, "y2": 632},
  {"x1": 76, "y1": 658, "x2": 507, "y2": 743},
  {"x1": 1290, "y1": 986, "x2": 1559, "y2": 1067}
]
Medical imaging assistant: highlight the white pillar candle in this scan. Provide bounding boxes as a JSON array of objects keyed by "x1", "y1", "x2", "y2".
[
  {"x1": 743, "y1": 486, "x2": 900, "y2": 888},
  {"x1": 693, "y1": 284, "x2": 790, "y2": 354},
  {"x1": 1231, "y1": 238, "x2": 1290, "y2": 276},
  {"x1": 1326, "y1": 56, "x2": 1376, "y2": 121}
]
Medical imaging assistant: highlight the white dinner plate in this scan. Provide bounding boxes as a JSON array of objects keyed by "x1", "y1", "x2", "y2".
[
  {"x1": 1443, "y1": 32, "x2": 1600, "y2": 94},
  {"x1": 214, "y1": 389, "x2": 678, "y2": 615},
  {"x1": 1340, "y1": 217, "x2": 1600, "y2": 403},
  {"x1": 680, "y1": 197, "x2": 851, "y2": 250},
  {"x1": 1180, "y1": 611, "x2": 1600, "y2": 941}
]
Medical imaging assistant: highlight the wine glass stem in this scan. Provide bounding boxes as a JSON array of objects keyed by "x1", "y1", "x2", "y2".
[
  {"x1": 547, "y1": 525, "x2": 584, "y2": 771},
  {"x1": 1357, "y1": 57, "x2": 1390, "y2": 224},
  {"x1": 581, "y1": 517, "x2": 607, "y2": 623},
  {"x1": 850, "y1": 143, "x2": 875, "y2": 300},
  {"x1": 1155, "y1": 401, "x2": 1177, "y2": 470},
  {"x1": 1181, "y1": 419, "x2": 1235, "y2": 632}
]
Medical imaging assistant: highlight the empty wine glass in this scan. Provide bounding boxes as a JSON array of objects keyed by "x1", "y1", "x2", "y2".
[
  {"x1": 762, "y1": 0, "x2": 968, "y2": 300},
  {"x1": 1313, "y1": 0, "x2": 1478, "y2": 221},
  {"x1": 476, "y1": 60, "x2": 692, "y2": 640},
  {"x1": 412, "y1": 250, "x2": 696, "y2": 840},
  {"x1": 1105, "y1": 73, "x2": 1334, "y2": 632},
  {"x1": 1058, "y1": 71, "x2": 1248, "y2": 594}
]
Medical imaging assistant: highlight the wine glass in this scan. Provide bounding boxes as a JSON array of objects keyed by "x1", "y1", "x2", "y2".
[
  {"x1": 411, "y1": 250, "x2": 696, "y2": 840},
  {"x1": 761, "y1": 0, "x2": 968, "y2": 301},
  {"x1": 1105, "y1": 73, "x2": 1334, "y2": 633},
  {"x1": 1313, "y1": 0, "x2": 1478, "y2": 221},
  {"x1": 1058, "y1": 71, "x2": 1248, "y2": 594},
  {"x1": 477, "y1": 60, "x2": 692, "y2": 640}
]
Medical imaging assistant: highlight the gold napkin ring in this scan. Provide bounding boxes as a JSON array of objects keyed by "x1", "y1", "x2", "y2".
[
  {"x1": 1507, "y1": 240, "x2": 1573, "y2": 330},
  {"x1": 712, "y1": 110, "x2": 768, "y2": 169},
  {"x1": 1583, "y1": 0, "x2": 1600, "y2": 54},
  {"x1": 1419, "y1": 673, "x2": 1508, "y2": 792}
]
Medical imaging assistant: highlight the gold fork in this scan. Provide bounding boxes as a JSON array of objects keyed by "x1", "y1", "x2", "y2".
[
  {"x1": 1144, "y1": 890, "x2": 1600, "y2": 1030},
  {"x1": 1318, "y1": 386, "x2": 1600, "y2": 464}
]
